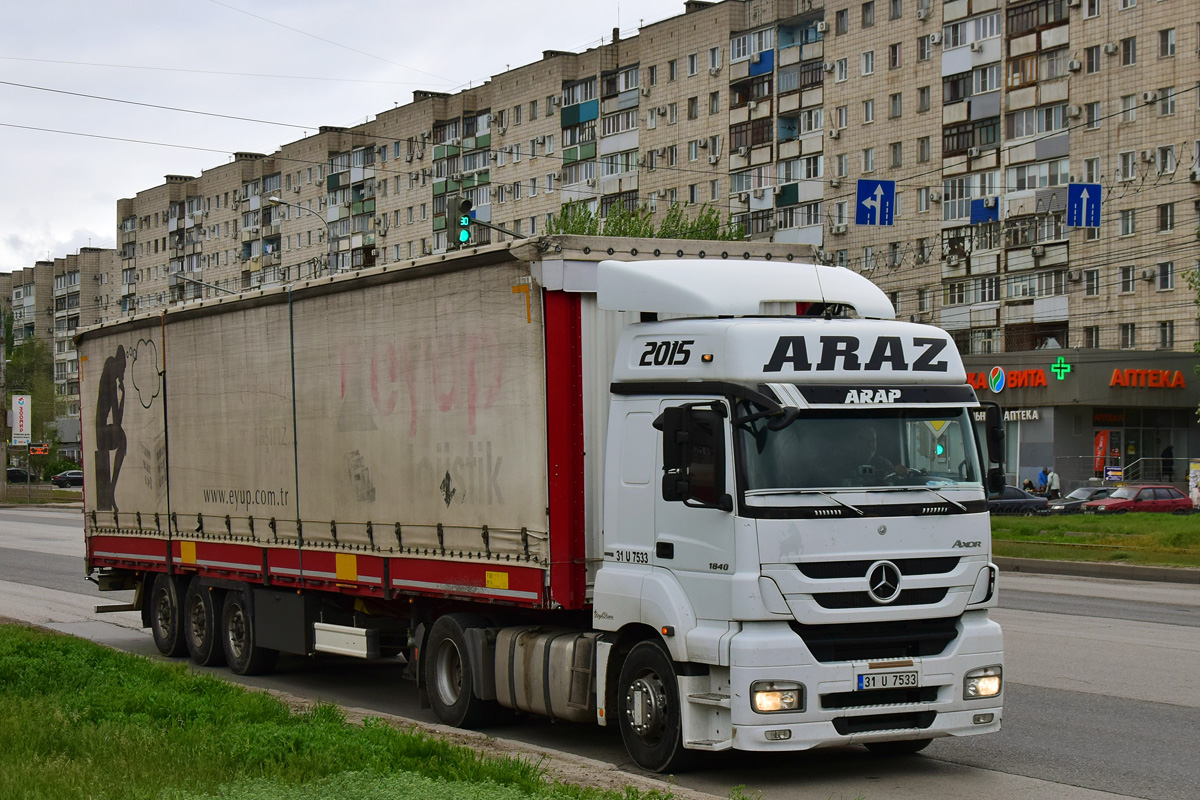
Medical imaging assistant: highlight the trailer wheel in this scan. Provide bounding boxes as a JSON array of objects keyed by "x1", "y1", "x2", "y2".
[
  {"x1": 864, "y1": 738, "x2": 932, "y2": 756},
  {"x1": 150, "y1": 573, "x2": 187, "y2": 657},
  {"x1": 423, "y1": 614, "x2": 499, "y2": 728},
  {"x1": 221, "y1": 589, "x2": 278, "y2": 676},
  {"x1": 183, "y1": 579, "x2": 226, "y2": 667},
  {"x1": 617, "y1": 641, "x2": 696, "y2": 773}
]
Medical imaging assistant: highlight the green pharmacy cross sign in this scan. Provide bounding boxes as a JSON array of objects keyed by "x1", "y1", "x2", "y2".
[{"x1": 1050, "y1": 356, "x2": 1072, "y2": 380}]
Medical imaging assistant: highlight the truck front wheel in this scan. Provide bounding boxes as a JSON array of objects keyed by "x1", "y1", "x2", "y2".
[
  {"x1": 150, "y1": 573, "x2": 186, "y2": 657},
  {"x1": 617, "y1": 641, "x2": 695, "y2": 773},
  {"x1": 184, "y1": 579, "x2": 225, "y2": 667},
  {"x1": 423, "y1": 614, "x2": 499, "y2": 728},
  {"x1": 221, "y1": 589, "x2": 278, "y2": 675}
]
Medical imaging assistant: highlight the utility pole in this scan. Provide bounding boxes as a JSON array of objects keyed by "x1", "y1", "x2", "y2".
[{"x1": 0, "y1": 328, "x2": 7, "y2": 503}]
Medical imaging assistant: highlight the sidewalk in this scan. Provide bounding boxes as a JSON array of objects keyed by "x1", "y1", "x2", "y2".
[{"x1": 996, "y1": 556, "x2": 1200, "y2": 584}]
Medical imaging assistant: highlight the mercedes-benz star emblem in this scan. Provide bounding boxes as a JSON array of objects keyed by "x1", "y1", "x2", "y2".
[{"x1": 866, "y1": 561, "x2": 902, "y2": 604}]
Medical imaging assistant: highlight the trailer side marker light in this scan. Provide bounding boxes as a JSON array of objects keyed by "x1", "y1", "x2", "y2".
[
  {"x1": 701, "y1": 354, "x2": 714, "y2": 363},
  {"x1": 661, "y1": 626, "x2": 675, "y2": 636}
]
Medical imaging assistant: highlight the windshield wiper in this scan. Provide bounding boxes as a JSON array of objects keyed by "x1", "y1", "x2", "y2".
[
  {"x1": 866, "y1": 485, "x2": 967, "y2": 512},
  {"x1": 745, "y1": 488, "x2": 865, "y2": 515}
]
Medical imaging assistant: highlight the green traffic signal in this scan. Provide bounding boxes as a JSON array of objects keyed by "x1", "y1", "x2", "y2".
[{"x1": 451, "y1": 195, "x2": 473, "y2": 246}]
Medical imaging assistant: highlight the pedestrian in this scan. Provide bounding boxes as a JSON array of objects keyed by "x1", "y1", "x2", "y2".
[
  {"x1": 1037, "y1": 467, "x2": 1049, "y2": 494},
  {"x1": 1046, "y1": 467, "x2": 1060, "y2": 499},
  {"x1": 1022, "y1": 478, "x2": 1035, "y2": 493},
  {"x1": 1162, "y1": 445, "x2": 1174, "y2": 481}
]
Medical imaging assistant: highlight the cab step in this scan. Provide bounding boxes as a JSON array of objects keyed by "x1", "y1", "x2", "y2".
[
  {"x1": 685, "y1": 738, "x2": 733, "y2": 750},
  {"x1": 687, "y1": 692, "x2": 731, "y2": 708}
]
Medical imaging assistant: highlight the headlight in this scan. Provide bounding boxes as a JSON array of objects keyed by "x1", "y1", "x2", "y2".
[
  {"x1": 964, "y1": 666, "x2": 1002, "y2": 699},
  {"x1": 751, "y1": 680, "x2": 803, "y2": 713}
]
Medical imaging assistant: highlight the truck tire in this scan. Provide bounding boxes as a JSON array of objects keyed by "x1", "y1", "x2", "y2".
[
  {"x1": 617, "y1": 640, "x2": 696, "y2": 773},
  {"x1": 150, "y1": 573, "x2": 187, "y2": 657},
  {"x1": 423, "y1": 614, "x2": 500, "y2": 728},
  {"x1": 864, "y1": 738, "x2": 932, "y2": 756},
  {"x1": 220, "y1": 589, "x2": 278, "y2": 675},
  {"x1": 183, "y1": 579, "x2": 226, "y2": 667}
]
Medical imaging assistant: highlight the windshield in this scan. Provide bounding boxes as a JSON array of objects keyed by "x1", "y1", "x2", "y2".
[
  {"x1": 736, "y1": 403, "x2": 983, "y2": 493},
  {"x1": 1066, "y1": 489, "x2": 1093, "y2": 500},
  {"x1": 1110, "y1": 487, "x2": 1138, "y2": 500}
]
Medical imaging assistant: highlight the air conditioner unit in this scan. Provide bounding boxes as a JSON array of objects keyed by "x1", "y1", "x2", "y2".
[
  {"x1": 1068, "y1": 59, "x2": 1082, "y2": 72},
  {"x1": 748, "y1": 100, "x2": 758, "y2": 110},
  {"x1": 490, "y1": 152, "x2": 499, "y2": 162},
  {"x1": 930, "y1": 32, "x2": 942, "y2": 45},
  {"x1": 751, "y1": 53, "x2": 761, "y2": 64},
  {"x1": 831, "y1": 224, "x2": 848, "y2": 234},
  {"x1": 946, "y1": 254, "x2": 960, "y2": 266},
  {"x1": 828, "y1": 128, "x2": 841, "y2": 139},
  {"x1": 709, "y1": 66, "x2": 721, "y2": 76},
  {"x1": 1103, "y1": 42, "x2": 1118, "y2": 55},
  {"x1": 737, "y1": 191, "x2": 750, "y2": 202},
  {"x1": 968, "y1": 147, "x2": 981, "y2": 157},
  {"x1": 822, "y1": 62, "x2": 835, "y2": 73},
  {"x1": 1067, "y1": 0, "x2": 1081, "y2": 6},
  {"x1": 1066, "y1": 105, "x2": 1082, "y2": 118},
  {"x1": 983, "y1": 197, "x2": 997, "y2": 208},
  {"x1": 550, "y1": 96, "x2": 560, "y2": 106},
  {"x1": 708, "y1": 154, "x2": 720, "y2": 164},
  {"x1": 1141, "y1": 149, "x2": 1155, "y2": 162},
  {"x1": 585, "y1": 178, "x2": 597, "y2": 187},
  {"x1": 498, "y1": 125, "x2": 508, "y2": 134},
  {"x1": 293, "y1": 185, "x2": 302, "y2": 193},
  {"x1": 535, "y1": 136, "x2": 545, "y2": 145},
  {"x1": 698, "y1": 139, "x2": 709, "y2": 148},
  {"x1": 970, "y1": 41, "x2": 983, "y2": 52},
  {"x1": 449, "y1": 173, "x2": 464, "y2": 182},
  {"x1": 656, "y1": 106, "x2": 667, "y2": 116},
  {"x1": 735, "y1": 146, "x2": 750, "y2": 157},
  {"x1": 829, "y1": 178, "x2": 841, "y2": 187},
  {"x1": 1031, "y1": 245, "x2": 1046, "y2": 257},
  {"x1": 656, "y1": 147, "x2": 667, "y2": 157},
  {"x1": 916, "y1": 8, "x2": 928, "y2": 20},
  {"x1": 641, "y1": 86, "x2": 651, "y2": 96},
  {"x1": 370, "y1": 249, "x2": 378, "y2": 257},
  {"x1": 1068, "y1": 269, "x2": 1082, "y2": 281},
  {"x1": 1141, "y1": 268, "x2": 1154, "y2": 281},
  {"x1": 816, "y1": 21, "x2": 828, "y2": 32},
  {"x1": 1141, "y1": 90, "x2": 1158, "y2": 103},
  {"x1": 753, "y1": 188, "x2": 766, "y2": 199},
  {"x1": 929, "y1": 190, "x2": 942, "y2": 202},
  {"x1": 1190, "y1": 169, "x2": 1200, "y2": 183},
  {"x1": 656, "y1": 189, "x2": 666, "y2": 198}
]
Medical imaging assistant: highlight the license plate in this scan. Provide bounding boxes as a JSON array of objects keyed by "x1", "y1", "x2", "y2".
[{"x1": 856, "y1": 671, "x2": 918, "y2": 690}]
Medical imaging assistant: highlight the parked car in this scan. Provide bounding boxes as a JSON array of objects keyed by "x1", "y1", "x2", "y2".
[
  {"x1": 6, "y1": 467, "x2": 32, "y2": 483},
  {"x1": 1083, "y1": 484, "x2": 1193, "y2": 514},
  {"x1": 989, "y1": 485, "x2": 1049, "y2": 515},
  {"x1": 1048, "y1": 486, "x2": 1114, "y2": 514},
  {"x1": 51, "y1": 469, "x2": 84, "y2": 488}
]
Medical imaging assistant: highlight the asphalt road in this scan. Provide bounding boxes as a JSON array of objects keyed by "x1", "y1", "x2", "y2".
[{"x1": 1, "y1": 507, "x2": 1198, "y2": 800}]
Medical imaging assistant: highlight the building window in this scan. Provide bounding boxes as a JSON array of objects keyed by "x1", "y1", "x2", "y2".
[
  {"x1": 1158, "y1": 87, "x2": 1175, "y2": 116},
  {"x1": 1158, "y1": 321, "x2": 1175, "y2": 349},
  {"x1": 668, "y1": 59, "x2": 677, "y2": 80},
  {"x1": 1119, "y1": 265, "x2": 1136, "y2": 293},
  {"x1": 709, "y1": 47, "x2": 721, "y2": 70},
  {"x1": 1086, "y1": 45, "x2": 1101, "y2": 73},
  {"x1": 688, "y1": 96, "x2": 699, "y2": 119},
  {"x1": 835, "y1": 58, "x2": 848, "y2": 82},
  {"x1": 1120, "y1": 95, "x2": 1136, "y2": 122},
  {"x1": 889, "y1": 93, "x2": 903, "y2": 118},
  {"x1": 863, "y1": 98, "x2": 875, "y2": 122},
  {"x1": 889, "y1": 43, "x2": 902, "y2": 69},
  {"x1": 918, "y1": 136, "x2": 930, "y2": 162},
  {"x1": 891, "y1": 141, "x2": 903, "y2": 167},
  {"x1": 862, "y1": 147, "x2": 875, "y2": 172},
  {"x1": 918, "y1": 35, "x2": 931, "y2": 61},
  {"x1": 1118, "y1": 152, "x2": 1136, "y2": 181},
  {"x1": 1084, "y1": 101, "x2": 1101, "y2": 129},
  {"x1": 1157, "y1": 261, "x2": 1175, "y2": 290},
  {"x1": 1119, "y1": 208, "x2": 1136, "y2": 235},
  {"x1": 1120, "y1": 323, "x2": 1136, "y2": 349},
  {"x1": 1120, "y1": 36, "x2": 1136, "y2": 66},
  {"x1": 710, "y1": 91, "x2": 720, "y2": 114},
  {"x1": 836, "y1": 9, "x2": 849, "y2": 34},
  {"x1": 863, "y1": 2, "x2": 875, "y2": 28},
  {"x1": 862, "y1": 51, "x2": 875, "y2": 75},
  {"x1": 1085, "y1": 0, "x2": 1101, "y2": 18},
  {"x1": 918, "y1": 86, "x2": 930, "y2": 112},
  {"x1": 1158, "y1": 203, "x2": 1175, "y2": 231},
  {"x1": 688, "y1": 53, "x2": 698, "y2": 75},
  {"x1": 1084, "y1": 269, "x2": 1100, "y2": 296},
  {"x1": 890, "y1": 0, "x2": 903, "y2": 19},
  {"x1": 1083, "y1": 326, "x2": 1100, "y2": 348},
  {"x1": 1159, "y1": 28, "x2": 1176, "y2": 57}
]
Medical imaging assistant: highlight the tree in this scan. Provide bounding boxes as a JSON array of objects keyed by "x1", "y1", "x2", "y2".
[
  {"x1": 546, "y1": 201, "x2": 744, "y2": 240},
  {"x1": 6, "y1": 339, "x2": 58, "y2": 442}
]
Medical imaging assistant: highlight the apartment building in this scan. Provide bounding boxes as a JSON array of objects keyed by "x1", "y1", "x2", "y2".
[{"x1": 110, "y1": 0, "x2": 1197, "y2": 368}]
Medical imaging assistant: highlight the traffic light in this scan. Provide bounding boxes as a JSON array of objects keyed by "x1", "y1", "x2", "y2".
[{"x1": 448, "y1": 195, "x2": 473, "y2": 248}]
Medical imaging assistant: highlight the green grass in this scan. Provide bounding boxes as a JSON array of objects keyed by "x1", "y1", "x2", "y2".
[
  {"x1": 991, "y1": 513, "x2": 1200, "y2": 568},
  {"x1": 0, "y1": 625, "x2": 670, "y2": 800}
]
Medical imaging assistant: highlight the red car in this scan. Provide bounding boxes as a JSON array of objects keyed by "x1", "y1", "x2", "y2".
[{"x1": 1083, "y1": 484, "x2": 1193, "y2": 514}]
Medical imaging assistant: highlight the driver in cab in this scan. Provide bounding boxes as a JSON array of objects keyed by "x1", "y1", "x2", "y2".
[{"x1": 847, "y1": 425, "x2": 909, "y2": 484}]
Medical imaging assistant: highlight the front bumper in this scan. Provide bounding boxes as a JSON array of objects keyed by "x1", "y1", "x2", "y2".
[{"x1": 715, "y1": 611, "x2": 1003, "y2": 752}]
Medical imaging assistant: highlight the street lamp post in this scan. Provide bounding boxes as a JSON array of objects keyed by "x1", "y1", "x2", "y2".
[{"x1": 267, "y1": 196, "x2": 336, "y2": 279}]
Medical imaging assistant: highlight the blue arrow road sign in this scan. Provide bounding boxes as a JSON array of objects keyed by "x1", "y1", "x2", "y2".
[
  {"x1": 855, "y1": 179, "x2": 896, "y2": 226},
  {"x1": 1067, "y1": 182, "x2": 1102, "y2": 228}
]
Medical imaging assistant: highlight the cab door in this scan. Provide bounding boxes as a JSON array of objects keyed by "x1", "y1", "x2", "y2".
[{"x1": 652, "y1": 400, "x2": 739, "y2": 622}]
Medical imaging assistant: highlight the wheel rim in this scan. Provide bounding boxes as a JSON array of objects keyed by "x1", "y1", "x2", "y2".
[
  {"x1": 187, "y1": 597, "x2": 207, "y2": 648},
  {"x1": 433, "y1": 638, "x2": 464, "y2": 705},
  {"x1": 227, "y1": 605, "x2": 248, "y2": 660},
  {"x1": 624, "y1": 670, "x2": 669, "y2": 746},
  {"x1": 155, "y1": 589, "x2": 173, "y2": 635}
]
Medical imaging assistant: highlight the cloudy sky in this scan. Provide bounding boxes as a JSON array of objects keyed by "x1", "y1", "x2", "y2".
[{"x1": 0, "y1": 0, "x2": 686, "y2": 272}]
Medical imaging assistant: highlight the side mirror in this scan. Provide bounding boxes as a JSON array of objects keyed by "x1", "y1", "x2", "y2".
[
  {"x1": 987, "y1": 467, "x2": 1005, "y2": 495},
  {"x1": 984, "y1": 403, "x2": 1004, "y2": 466},
  {"x1": 653, "y1": 404, "x2": 732, "y2": 512}
]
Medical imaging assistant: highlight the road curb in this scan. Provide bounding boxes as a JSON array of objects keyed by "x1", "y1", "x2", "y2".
[{"x1": 996, "y1": 556, "x2": 1200, "y2": 584}]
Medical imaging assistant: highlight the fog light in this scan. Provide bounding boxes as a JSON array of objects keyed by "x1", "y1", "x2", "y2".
[
  {"x1": 973, "y1": 713, "x2": 994, "y2": 724},
  {"x1": 751, "y1": 681, "x2": 803, "y2": 713},
  {"x1": 765, "y1": 729, "x2": 792, "y2": 741},
  {"x1": 964, "y1": 666, "x2": 1002, "y2": 699}
]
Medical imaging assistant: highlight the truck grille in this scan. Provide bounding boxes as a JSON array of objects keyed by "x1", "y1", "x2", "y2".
[
  {"x1": 821, "y1": 686, "x2": 940, "y2": 710},
  {"x1": 797, "y1": 557, "x2": 959, "y2": 580},
  {"x1": 832, "y1": 711, "x2": 936, "y2": 735},
  {"x1": 790, "y1": 617, "x2": 959, "y2": 663},
  {"x1": 813, "y1": 587, "x2": 948, "y2": 609}
]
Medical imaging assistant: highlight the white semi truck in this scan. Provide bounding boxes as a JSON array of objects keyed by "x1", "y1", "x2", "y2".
[{"x1": 80, "y1": 236, "x2": 1005, "y2": 772}]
